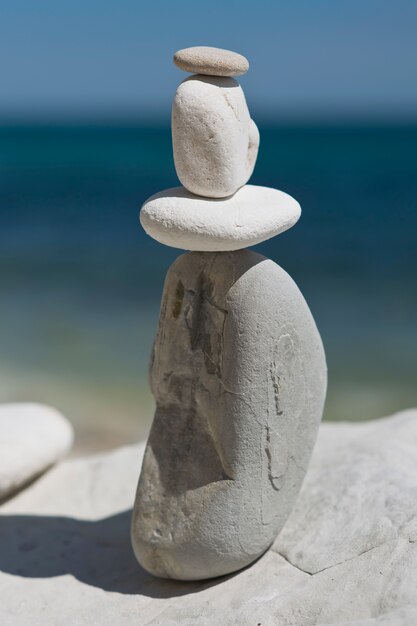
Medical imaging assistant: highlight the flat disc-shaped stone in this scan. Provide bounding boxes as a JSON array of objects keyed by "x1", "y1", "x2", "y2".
[
  {"x1": 140, "y1": 185, "x2": 301, "y2": 251},
  {"x1": 173, "y1": 46, "x2": 249, "y2": 77}
]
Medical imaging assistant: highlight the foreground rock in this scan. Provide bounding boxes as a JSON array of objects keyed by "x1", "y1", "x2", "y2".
[
  {"x1": 2, "y1": 410, "x2": 417, "y2": 624},
  {"x1": 140, "y1": 185, "x2": 301, "y2": 251},
  {"x1": 0, "y1": 403, "x2": 73, "y2": 501},
  {"x1": 131, "y1": 250, "x2": 326, "y2": 580}
]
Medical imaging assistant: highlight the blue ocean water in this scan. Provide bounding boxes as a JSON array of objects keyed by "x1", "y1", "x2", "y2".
[{"x1": 0, "y1": 123, "x2": 416, "y2": 450}]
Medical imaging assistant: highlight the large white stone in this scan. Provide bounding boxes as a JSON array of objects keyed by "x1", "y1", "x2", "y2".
[
  {"x1": 0, "y1": 403, "x2": 73, "y2": 501},
  {"x1": 131, "y1": 250, "x2": 327, "y2": 580},
  {"x1": 172, "y1": 75, "x2": 259, "y2": 198},
  {"x1": 1, "y1": 411, "x2": 417, "y2": 624},
  {"x1": 140, "y1": 184, "x2": 301, "y2": 251}
]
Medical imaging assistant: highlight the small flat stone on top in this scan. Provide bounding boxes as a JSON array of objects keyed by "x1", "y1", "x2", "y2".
[{"x1": 173, "y1": 46, "x2": 249, "y2": 77}]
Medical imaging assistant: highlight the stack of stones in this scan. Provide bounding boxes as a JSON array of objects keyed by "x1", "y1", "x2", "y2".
[{"x1": 132, "y1": 47, "x2": 327, "y2": 581}]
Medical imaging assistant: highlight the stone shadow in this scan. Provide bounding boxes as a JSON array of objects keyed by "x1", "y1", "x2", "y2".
[{"x1": 0, "y1": 510, "x2": 227, "y2": 598}]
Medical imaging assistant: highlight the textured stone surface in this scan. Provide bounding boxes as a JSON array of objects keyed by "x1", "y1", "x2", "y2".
[
  {"x1": 0, "y1": 403, "x2": 73, "y2": 500},
  {"x1": 172, "y1": 75, "x2": 258, "y2": 198},
  {"x1": 131, "y1": 250, "x2": 327, "y2": 580},
  {"x1": 140, "y1": 185, "x2": 301, "y2": 251},
  {"x1": 173, "y1": 46, "x2": 249, "y2": 77},
  {"x1": 274, "y1": 411, "x2": 417, "y2": 574},
  {"x1": 2, "y1": 411, "x2": 417, "y2": 624}
]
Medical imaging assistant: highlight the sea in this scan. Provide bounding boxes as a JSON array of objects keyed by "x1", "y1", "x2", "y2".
[{"x1": 0, "y1": 121, "x2": 416, "y2": 453}]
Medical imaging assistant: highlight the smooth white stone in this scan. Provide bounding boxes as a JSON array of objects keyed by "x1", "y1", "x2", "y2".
[
  {"x1": 131, "y1": 250, "x2": 327, "y2": 580},
  {"x1": 0, "y1": 403, "x2": 73, "y2": 500},
  {"x1": 172, "y1": 75, "x2": 259, "y2": 198},
  {"x1": 1, "y1": 411, "x2": 417, "y2": 624},
  {"x1": 140, "y1": 185, "x2": 301, "y2": 251}
]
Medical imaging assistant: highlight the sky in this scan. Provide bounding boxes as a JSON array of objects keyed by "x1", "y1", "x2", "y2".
[{"x1": 1, "y1": 0, "x2": 417, "y2": 120}]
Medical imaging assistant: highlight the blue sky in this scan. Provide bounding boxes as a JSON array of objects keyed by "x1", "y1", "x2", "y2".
[{"x1": 1, "y1": 0, "x2": 416, "y2": 119}]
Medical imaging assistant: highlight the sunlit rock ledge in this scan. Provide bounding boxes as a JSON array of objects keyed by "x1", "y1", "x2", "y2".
[{"x1": 1, "y1": 410, "x2": 417, "y2": 625}]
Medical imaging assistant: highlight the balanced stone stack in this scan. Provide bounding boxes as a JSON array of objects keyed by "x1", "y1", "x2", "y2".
[{"x1": 132, "y1": 46, "x2": 327, "y2": 581}]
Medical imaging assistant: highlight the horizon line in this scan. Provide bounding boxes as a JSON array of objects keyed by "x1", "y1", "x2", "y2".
[{"x1": 1, "y1": 111, "x2": 417, "y2": 128}]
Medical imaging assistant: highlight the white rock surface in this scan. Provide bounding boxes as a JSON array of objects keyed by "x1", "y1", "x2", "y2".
[
  {"x1": 140, "y1": 184, "x2": 301, "y2": 251},
  {"x1": 173, "y1": 46, "x2": 249, "y2": 77},
  {"x1": 247, "y1": 117, "x2": 260, "y2": 180},
  {"x1": 172, "y1": 75, "x2": 259, "y2": 198},
  {"x1": 2, "y1": 411, "x2": 417, "y2": 624},
  {"x1": 131, "y1": 250, "x2": 327, "y2": 580},
  {"x1": 0, "y1": 403, "x2": 73, "y2": 500}
]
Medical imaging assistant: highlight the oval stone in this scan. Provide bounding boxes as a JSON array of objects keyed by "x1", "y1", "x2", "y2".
[
  {"x1": 0, "y1": 403, "x2": 73, "y2": 500},
  {"x1": 172, "y1": 75, "x2": 259, "y2": 198},
  {"x1": 140, "y1": 185, "x2": 301, "y2": 251},
  {"x1": 173, "y1": 46, "x2": 249, "y2": 77},
  {"x1": 131, "y1": 250, "x2": 327, "y2": 580}
]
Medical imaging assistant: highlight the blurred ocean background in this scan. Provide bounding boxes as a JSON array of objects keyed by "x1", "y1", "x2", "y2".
[
  {"x1": 0, "y1": 122, "x2": 416, "y2": 452},
  {"x1": 1, "y1": 0, "x2": 416, "y2": 453}
]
